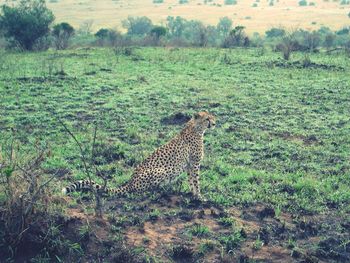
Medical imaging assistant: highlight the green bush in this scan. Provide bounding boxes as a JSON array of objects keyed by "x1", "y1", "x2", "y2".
[
  {"x1": 95, "y1": 28, "x2": 122, "y2": 46},
  {"x1": 266, "y1": 28, "x2": 286, "y2": 38},
  {"x1": 52, "y1": 22, "x2": 74, "y2": 50},
  {"x1": 150, "y1": 26, "x2": 167, "y2": 38},
  {"x1": 224, "y1": 0, "x2": 237, "y2": 5},
  {"x1": 0, "y1": 0, "x2": 55, "y2": 50},
  {"x1": 122, "y1": 16, "x2": 153, "y2": 36},
  {"x1": 299, "y1": 0, "x2": 308, "y2": 6},
  {"x1": 153, "y1": 0, "x2": 164, "y2": 3}
]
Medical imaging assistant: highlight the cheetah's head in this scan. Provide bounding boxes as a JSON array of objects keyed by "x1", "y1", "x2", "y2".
[{"x1": 193, "y1": 111, "x2": 216, "y2": 131}]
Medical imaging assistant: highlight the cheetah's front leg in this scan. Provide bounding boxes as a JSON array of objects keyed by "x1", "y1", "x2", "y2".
[{"x1": 188, "y1": 164, "x2": 205, "y2": 201}]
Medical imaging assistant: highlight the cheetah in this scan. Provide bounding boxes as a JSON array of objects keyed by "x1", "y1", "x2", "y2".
[{"x1": 62, "y1": 111, "x2": 216, "y2": 200}]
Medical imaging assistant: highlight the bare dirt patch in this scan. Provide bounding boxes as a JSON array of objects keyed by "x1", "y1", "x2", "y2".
[
  {"x1": 102, "y1": 194, "x2": 350, "y2": 262},
  {"x1": 271, "y1": 131, "x2": 320, "y2": 146},
  {"x1": 4, "y1": 193, "x2": 348, "y2": 262}
]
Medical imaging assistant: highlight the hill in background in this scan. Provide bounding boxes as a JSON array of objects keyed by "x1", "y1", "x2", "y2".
[{"x1": 1, "y1": 0, "x2": 349, "y2": 34}]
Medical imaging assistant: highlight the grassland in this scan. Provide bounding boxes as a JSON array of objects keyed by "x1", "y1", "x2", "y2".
[
  {"x1": 0, "y1": 47, "x2": 350, "y2": 262},
  {"x1": 1, "y1": 0, "x2": 349, "y2": 34}
]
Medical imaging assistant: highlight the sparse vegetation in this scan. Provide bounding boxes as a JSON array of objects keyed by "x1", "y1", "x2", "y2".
[
  {"x1": 0, "y1": 1, "x2": 350, "y2": 262},
  {"x1": 1, "y1": 46, "x2": 349, "y2": 262}
]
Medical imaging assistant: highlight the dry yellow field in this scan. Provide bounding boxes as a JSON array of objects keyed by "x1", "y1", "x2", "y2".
[{"x1": 1, "y1": 0, "x2": 349, "y2": 34}]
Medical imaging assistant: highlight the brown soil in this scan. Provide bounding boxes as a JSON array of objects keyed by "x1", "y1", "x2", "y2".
[
  {"x1": 102, "y1": 193, "x2": 349, "y2": 262},
  {"x1": 5, "y1": 193, "x2": 348, "y2": 262}
]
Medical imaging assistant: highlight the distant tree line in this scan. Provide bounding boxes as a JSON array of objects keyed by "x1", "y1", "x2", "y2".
[{"x1": 0, "y1": 0, "x2": 349, "y2": 57}]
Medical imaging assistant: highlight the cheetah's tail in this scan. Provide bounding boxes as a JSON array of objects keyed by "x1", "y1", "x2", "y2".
[{"x1": 61, "y1": 180, "x2": 131, "y2": 196}]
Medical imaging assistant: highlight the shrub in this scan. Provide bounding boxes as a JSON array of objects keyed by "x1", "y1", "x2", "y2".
[
  {"x1": 0, "y1": 0, "x2": 55, "y2": 51},
  {"x1": 275, "y1": 31, "x2": 304, "y2": 60},
  {"x1": 0, "y1": 140, "x2": 59, "y2": 260},
  {"x1": 95, "y1": 28, "x2": 122, "y2": 46},
  {"x1": 166, "y1": 16, "x2": 213, "y2": 46},
  {"x1": 344, "y1": 41, "x2": 350, "y2": 57},
  {"x1": 217, "y1": 17, "x2": 233, "y2": 38},
  {"x1": 225, "y1": 0, "x2": 237, "y2": 4},
  {"x1": 299, "y1": 0, "x2": 308, "y2": 5},
  {"x1": 324, "y1": 33, "x2": 335, "y2": 49},
  {"x1": 122, "y1": 16, "x2": 153, "y2": 36},
  {"x1": 52, "y1": 22, "x2": 74, "y2": 50},
  {"x1": 301, "y1": 30, "x2": 320, "y2": 51},
  {"x1": 336, "y1": 27, "x2": 349, "y2": 35},
  {"x1": 150, "y1": 26, "x2": 167, "y2": 38},
  {"x1": 302, "y1": 54, "x2": 312, "y2": 67},
  {"x1": 153, "y1": 0, "x2": 164, "y2": 3},
  {"x1": 179, "y1": 0, "x2": 189, "y2": 3},
  {"x1": 266, "y1": 28, "x2": 286, "y2": 38},
  {"x1": 95, "y1": 28, "x2": 109, "y2": 40},
  {"x1": 166, "y1": 16, "x2": 186, "y2": 38},
  {"x1": 140, "y1": 26, "x2": 167, "y2": 46},
  {"x1": 222, "y1": 26, "x2": 250, "y2": 48}
]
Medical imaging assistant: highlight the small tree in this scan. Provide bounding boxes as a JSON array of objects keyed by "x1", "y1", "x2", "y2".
[
  {"x1": 108, "y1": 29, "x2": 123, "y2": 46},
  {"x1": 150, "y1": 26, "x2": 167, "y2": 39},
  {"x1": 95, "y1": 28, "x2": 122, "y2": 46},
  {"x1": 324, "y1": 33, "x2": 335, "y2": 50},
  {"x1": 95, "y1": 28, "x2": 110, "y2": 46},
  {"x1": 149, "y1": 26, "x2": 167, "y2": 45},
  {"x1": 299, "y1": 0, "x2": 307, "y2": 6},
  {"x1": 276, "y1": 31, "x2": 298, "y2": 60},
  {"x1": 166, "y1": 16, "x2": 186, "y2": 38},
  {"x1": 225, "y1": 0, "x2": 237, "y2": 5},
  {"x1": 197, "y1": 24, "x2": 209, "y2": 47},
  {"x1": 222, "y1": 26, "x2": 249, "y2": 48},
  {"x1": 301, "y1": 30, "x2": 320, "y2": 52},
  {"x1": 217, "y1": 17, "x2": 233, "y2": 38},
  {"x1": 265, "y1": 28, "x2": 285, "y2": 38},
  {"x1": 52, "y1": 22, "x2": 74, "y2": 50},
  {"x1": 122, "y1": 16, "x2": 153, "y2": 36},
  {"x1": 0, "y1": 0, "x2": 55, "y2": 50}
]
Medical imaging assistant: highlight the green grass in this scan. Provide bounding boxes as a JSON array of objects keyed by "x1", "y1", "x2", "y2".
[{"x1": 0, "y1": 47, "x2": 349, "y2": 215}]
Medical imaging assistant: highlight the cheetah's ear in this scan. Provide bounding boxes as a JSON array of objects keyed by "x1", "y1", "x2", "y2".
[{"x1": 194, "y1": 112, "x2": 201, "y2": 119}]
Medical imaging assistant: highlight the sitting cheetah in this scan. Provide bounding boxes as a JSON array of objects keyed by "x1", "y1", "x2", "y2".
[{"x1": 62, "y1": 111, "x2": 216, "y2": 200}]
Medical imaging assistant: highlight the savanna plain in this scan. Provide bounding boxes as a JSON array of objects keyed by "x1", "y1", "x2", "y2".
[{"x1": 0, "y1": 47, "x2": 350, "y2": 262}]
